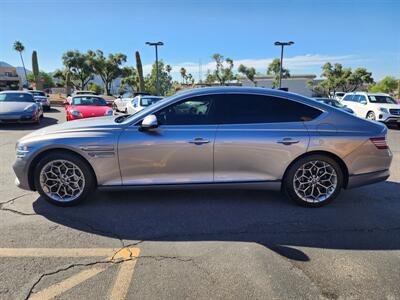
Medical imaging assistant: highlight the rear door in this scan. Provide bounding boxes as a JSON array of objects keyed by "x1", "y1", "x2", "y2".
[{"x1": 213, "y1": 94, "x2": 320, "y2": 182}]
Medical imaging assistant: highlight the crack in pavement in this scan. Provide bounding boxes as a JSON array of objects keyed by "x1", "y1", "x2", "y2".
[{"x1": 23, "y1": 249, "x2": 198, "y2": 300}]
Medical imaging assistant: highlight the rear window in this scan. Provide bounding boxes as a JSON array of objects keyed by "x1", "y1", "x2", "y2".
[
  {"x1": 0, "y1": 93, "x2": 35, "y2": 102},
  {"x1": 368, "y1": 95, "x2": 396, "y2": 104},
  {"x1": 215, "y1": 94, "x2": 322, "y2": 124},
  {"x1": 31, "y1": 91, "x2": 46, "y2": 97},
  {"x1": 141, "y1": 97, "x2": 162, "y2": 107}
]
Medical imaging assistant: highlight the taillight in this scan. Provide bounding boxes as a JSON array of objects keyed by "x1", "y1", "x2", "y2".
[{"x1": 370, "y1": 137, "x2": 389, "y2": 149}]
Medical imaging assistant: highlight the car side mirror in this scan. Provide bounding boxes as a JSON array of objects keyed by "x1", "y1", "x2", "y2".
[
  {"x1": 140, "y1": 114, "x2": 158, "y2": 131},
  {"x1": 63, "y1": 100, "x2": 69, "y2": 106},
  {"x1": 360, "y1": 100, "x2": 367, "y2": 105}
]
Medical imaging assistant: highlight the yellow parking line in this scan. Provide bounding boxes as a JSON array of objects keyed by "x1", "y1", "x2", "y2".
[
  {"x1": 110, "y1": 259, "x2": 138, "y2": 300},
  {"x1": 0, "y1": 248, "x2": 120, "y2": 257},
  {"x1": 29, "y1": 267, "x2": 107, "y2": 300}
]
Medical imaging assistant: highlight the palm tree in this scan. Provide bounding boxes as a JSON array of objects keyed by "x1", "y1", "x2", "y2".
[
  {"x1": 13, "y1": 41, "x2": 28, "y2": 86},
  {"x1": 180, "y1": 67, "x2": 187, "y2": 84}
]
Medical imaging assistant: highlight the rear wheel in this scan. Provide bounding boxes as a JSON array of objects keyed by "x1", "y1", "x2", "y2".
[
  {"x1": 34, "y1": 151, "x2": 95, "y2": 206},
  {"x1": 284, "y1": 155, "x2": 343, "y2": 207}
]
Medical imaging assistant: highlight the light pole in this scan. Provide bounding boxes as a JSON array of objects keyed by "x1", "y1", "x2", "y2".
[
  {"x1": 146, "y1": 41, "x2": 164, "y2": 95},
  {"x1": 274, "y1": 41, "x2": 294, "y2": 89}
]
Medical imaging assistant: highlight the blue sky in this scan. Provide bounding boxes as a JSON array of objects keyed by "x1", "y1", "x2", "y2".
[{"x1": 0, "y1": 0, "x2": 399, "y2": 81}]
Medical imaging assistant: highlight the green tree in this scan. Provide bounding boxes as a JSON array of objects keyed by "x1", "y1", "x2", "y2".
[
  {"x1": 369, "y1": 76, "x2": 399, "y2": 94},
  {"x1": 87, "y1": 82, "x2": 104, "y2": 94},
  {"x1": 88, "y1": 50, "x2": 127, "y2": 95},
  {"x1": 61, "y1": 50, "x2": 94, "y2": 90},
  {"x1": 238, "y1": 64, "x2": 257, "y2": 86},
  {"x1": 180, "y1": 67, "x2": 187, "y2": 84},
  {"x1": 53, "y1": 69, "x2": 77, "y2": 90},
  {"x1": 205, "y1": 53, "x2": 237, "y2": 85},
  {"x1": 144, "y1": 60, "x2": 173, "y2": 96},
  {"x1": 27, "y1": 71, "x2": 54, "y2": 90},
  {"x1": 308, "y1": 63, "x2": 374, "y2": 96},
  {"x1": 120, "y1": 66, "x2": 139, "y2": 92},
  {"x1": 267, "y1": 58, "x2": 290, "y2": 88},
  {"x1": 13, "y1": 41, "x2": 28, "y2": 86}
]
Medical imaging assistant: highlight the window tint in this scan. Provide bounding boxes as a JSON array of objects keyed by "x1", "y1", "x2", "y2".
[
  {"x1": 72, "y1": 97, "x2": 107, "y2": 106},
  {"x1": 215, "y1": 94, "x2": 322, "y2": 124},
  {"x1": 133, "y1": 99, "x2": 138, "y2": 108},
  {"x1": 358, "y1": 95, "x2": 367, "y2": 102},
  {"x1": 155, "y1": 96, "x2": 215, "y2": 125}
]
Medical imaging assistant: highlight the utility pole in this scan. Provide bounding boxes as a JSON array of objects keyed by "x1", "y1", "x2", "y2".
[
  {"x1": 274, "y1": 41, "x2": 294, "y2": 89},
  {"x1": 146, "y1": 41, "x2": 164, "y2": 95}
]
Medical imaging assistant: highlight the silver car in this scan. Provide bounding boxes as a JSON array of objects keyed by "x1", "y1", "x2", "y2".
[
  {"x1": 13, "y1": 87, "x2": 392, "y2": 207},
  {"x1": 0, "y1": 91, "x2": 43, "y2": 124},
  {"x1": 30, "y1": 90, "x2": 51, "y2": 111}
]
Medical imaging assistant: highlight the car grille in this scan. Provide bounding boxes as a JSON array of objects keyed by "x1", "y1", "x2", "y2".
[{"x1": 389, "y1": 109, "x2": 400, "y2": 116}]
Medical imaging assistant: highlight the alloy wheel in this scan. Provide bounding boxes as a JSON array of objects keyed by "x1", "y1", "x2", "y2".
[
  {"x1": 39, "y1": 159, "x2": 86, "y2": 202},
  {"x1": 293, "y1": 160, "x2": 337, "y2": 203}
]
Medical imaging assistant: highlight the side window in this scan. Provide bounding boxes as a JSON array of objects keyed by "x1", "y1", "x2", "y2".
[
  {"x1": 215, "y1": 94, "x2": 322, "y2": 124},
  {"x1": 359, "y1": 95, "x2": 367, "y2": 102},
  {"x1": 343, "y1": 94, "x2": 353, "y2": 101},
  {"x1": 133, "y1": 99, "x2": 138, "y2": 108},
  {"x1": 155, "y1": 96, "x2": 215, "y2": 125}
]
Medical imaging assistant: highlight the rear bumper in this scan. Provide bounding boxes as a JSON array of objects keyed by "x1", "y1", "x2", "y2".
[{"x1": 347, "y1": 169, "x2": 390, "y2": 189}]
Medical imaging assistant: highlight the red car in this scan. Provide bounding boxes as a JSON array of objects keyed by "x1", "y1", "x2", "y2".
[{"x1": 65, "y1": 95, "x2": 113, "y2": 121}]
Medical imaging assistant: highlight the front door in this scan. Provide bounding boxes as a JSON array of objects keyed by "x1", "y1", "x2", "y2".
[{"x1": 118, "y1": 95, "x2": 217, "y2": 185}]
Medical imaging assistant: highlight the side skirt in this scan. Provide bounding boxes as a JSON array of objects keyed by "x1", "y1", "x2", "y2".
[{"x1": 98, "y1": 180, "x2": 282, "y2": 191}]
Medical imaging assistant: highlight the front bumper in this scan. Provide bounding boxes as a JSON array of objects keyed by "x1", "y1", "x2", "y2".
[
  {"x1": 378, "y1": 113, "x2": 400, "y2": 123},
  {"x1": 13, "y1": 158, "x2": 32, "y2": 191},
  {"x1": 347, "y1": 169, "x2": 390, "y2": 189},
  {"x1": 0, "y1": 112, "x2": 39, "y2": 123}
]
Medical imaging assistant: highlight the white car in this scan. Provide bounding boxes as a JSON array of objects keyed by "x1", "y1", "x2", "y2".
[
  {"x1": 330, "y1": 91, "x2": 346, "y2": 101},
  {"x1": 113, "y1": 92, "x2": 135, "y2": 113},
  {"x1": 126, "y1": 95, "x2": 163, "y2": 114},
  {"x1": 341, "y1": 92, "x2": 400, "y2": 127},
  {"x1": 67, "y1": 90, "x2": 98, "y2": 104}
]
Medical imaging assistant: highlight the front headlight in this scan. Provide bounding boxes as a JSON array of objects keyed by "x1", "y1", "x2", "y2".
[
  {"x1": 104, "y1": 110, "x2": 113, "y2": 116},
  {"x1": 71, "y1": 110, "x2": 82, "y2": 117},
  {"x1": 24, "y1": 104, "x2": 37, "y2": 112},
  {"x1": 16, "y1": 144, "x2": 30, "y2": 159},
  {"x1": 379, "y1": 107, "x2": 389, "y2": 114}
]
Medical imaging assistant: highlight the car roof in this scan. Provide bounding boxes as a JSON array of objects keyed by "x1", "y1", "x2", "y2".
[
  {"x1": 72, "y1": 94, "x2": 104, "y2": 98},
  {"x1": 0, "y1": 90, "x2": 32, "y2": 94},
  {"x1": 344, "y1": 91, "x2": 390, "y2": 96}
]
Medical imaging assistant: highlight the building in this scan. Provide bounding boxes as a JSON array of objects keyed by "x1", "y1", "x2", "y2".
[
  {"x1": 240, "y1": 74, "x2": 319, "y2": 97},
  {"x1": 0, "y1": 64, "x2": 21, "y2": 91}
]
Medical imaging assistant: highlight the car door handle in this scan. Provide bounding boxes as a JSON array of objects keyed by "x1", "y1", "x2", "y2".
[
  {"x1": 277, "y1": 138, "x2": 300, "y2": 145},
  {"x1": 188, "y1": 138, "x2": 210, "y2": 145}
]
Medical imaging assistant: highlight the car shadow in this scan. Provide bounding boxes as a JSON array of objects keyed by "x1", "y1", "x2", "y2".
[
  {"x1": 0, "y1": 116, "x2": 59, "y2": 131},
  {"x1": 33, "y1": 181, "x2": 400, "y2": 261}
]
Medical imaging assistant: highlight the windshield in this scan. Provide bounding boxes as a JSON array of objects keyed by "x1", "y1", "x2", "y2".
[
  {"x1": 72, "y1": 96, "x2": 107, "y2": 106},
  {"x1": 31, "y1": 91, "x2": 46, "y2": 97},
  {"x1": 0, "y1": 93, "x2": 35, "y2": 102},
  {"x1": 141, "y1": 97, "x2": 162, "y2": 107},
  {"x1": 368, "y1": 95, "x2": 397, "y2": 104}
]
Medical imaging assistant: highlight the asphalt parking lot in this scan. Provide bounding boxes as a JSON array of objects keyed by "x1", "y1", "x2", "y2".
[{"x1": 0, "y1": 108, "x2": 399, "y2": 299}]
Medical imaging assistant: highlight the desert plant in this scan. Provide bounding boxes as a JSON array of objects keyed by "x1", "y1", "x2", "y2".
[
  {"x1": 135, "y1": 51, "x2": 145, "y2": 92},
  {"x1": 31, "y1": 50, "x2": 43, "y2": 90}
]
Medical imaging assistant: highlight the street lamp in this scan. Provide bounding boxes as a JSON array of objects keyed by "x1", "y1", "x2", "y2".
[
  {"x1": 274, "y1": 41, "x2": 294, "y2": 89},
  {"x1": 146, "y1": 41, "x2": 164, "y2": 95}
]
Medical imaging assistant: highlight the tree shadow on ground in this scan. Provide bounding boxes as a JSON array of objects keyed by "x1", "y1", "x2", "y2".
[{"x1": 33, "y1": 181, "x2": 400, "y2": 261}]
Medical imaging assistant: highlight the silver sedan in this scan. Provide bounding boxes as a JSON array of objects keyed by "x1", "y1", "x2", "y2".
[{"x1": 13, "y1": 87, "x2": 392, "y2": 207}]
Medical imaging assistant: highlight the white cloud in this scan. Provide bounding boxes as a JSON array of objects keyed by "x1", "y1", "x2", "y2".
[{"x1": 142, "y1": 54, "x2": 365, "y2": 80}]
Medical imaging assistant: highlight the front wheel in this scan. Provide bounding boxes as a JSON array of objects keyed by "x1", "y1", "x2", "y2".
[
  {"x1": 34, "y1": 151, "x2": 95, "y2": 206},
  {"x1": 366, "y1": 111, "x2": 376, "y2": 120},
  {"x1": 284, "y1": 155, "x2": 343, "y2": 207}
]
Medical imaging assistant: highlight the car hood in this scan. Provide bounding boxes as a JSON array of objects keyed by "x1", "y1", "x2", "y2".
[
  {"x1": 68, "y1": 105, "x2": 111, "y2": 117},
  {"x1": 19, "y1": 116, "x2": 122, "y2": 143},
  {"x1": 0, "y1": 102, "x2": 36, "y2": 113}
]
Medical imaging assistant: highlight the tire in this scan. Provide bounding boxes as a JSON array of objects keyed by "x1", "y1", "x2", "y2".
[
  {"x1": 366, "y1": 111, "x2": 376, "y2": 120},
  {"x1": 283, "y1": 154, "x2": 344, "y2": 208},
  {"x1": 33, "y1": 151, "x2": 95, "y2": 206}
]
